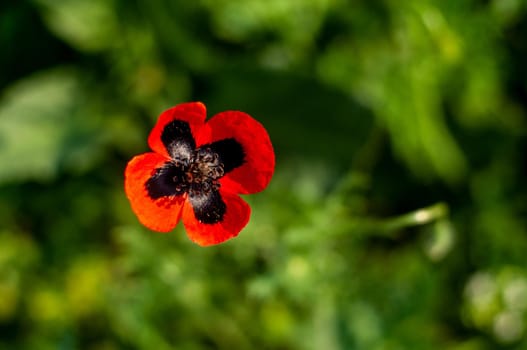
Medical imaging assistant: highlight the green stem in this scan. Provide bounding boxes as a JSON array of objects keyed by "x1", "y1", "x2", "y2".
[
  {"x1": 334, "y1": 202, "x2": 449, "y2": 238},
  {"x1": 378, "y1": 202, "x2": 449, "y2": 231}
]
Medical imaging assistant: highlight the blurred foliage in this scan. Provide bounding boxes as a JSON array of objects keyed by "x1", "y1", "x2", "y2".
[{"x1": 0, "y1": 0, "x2": 526, "y2": 349}]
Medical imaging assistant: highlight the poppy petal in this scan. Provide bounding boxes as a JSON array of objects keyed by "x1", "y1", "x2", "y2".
[
  {"x1": 200, "y1": 138, "x2": 245, "y2": 174},
  {"x1": 203, "y1": 111, "x2": 275, "y2": 194},
  {"x1": 125, "y1": 153, "x2": 185, "y2": 232},
  {"x1": 145, "y1": 162, "x2": 189, "y2": 198},
  {"x1": 188, "y1": 188, "x2": 226, "y2": 224},
  {"x1": 148, "y1": 102, "x2": 206, "y2": 159},
  {"x1": 182, "y1": 191, "x2": 250, "y2": 246}
]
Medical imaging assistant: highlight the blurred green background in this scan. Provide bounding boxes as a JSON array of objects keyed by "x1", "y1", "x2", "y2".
[{"x1": 1, "y1": 0, "x2": 527, "y2": 349}]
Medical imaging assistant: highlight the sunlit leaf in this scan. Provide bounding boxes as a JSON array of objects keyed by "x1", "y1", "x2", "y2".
[{"x1": 0, "y1": 69, "x2": 81, "y2": 183}]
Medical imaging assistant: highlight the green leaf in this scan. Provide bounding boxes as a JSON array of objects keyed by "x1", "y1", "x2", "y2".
[
  {"x1": 33, "y1": 0, "x2": 118, "y2": 52},
  {"x1": 0, "y1": 69, "x2": 81, "y2": 183}
]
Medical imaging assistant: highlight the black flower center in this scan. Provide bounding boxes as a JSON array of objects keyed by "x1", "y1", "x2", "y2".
[
  {"x1": 145, "y1": 120, "x2": 245, "y2": 224},
  {"x1": 179, "y1": 147, "x2": 225, "y2": 196}
]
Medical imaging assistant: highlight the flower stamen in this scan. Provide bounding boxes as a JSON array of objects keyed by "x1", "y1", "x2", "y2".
[{"x1": 174, "y1": 147, "x2": 225, "y2": 197}]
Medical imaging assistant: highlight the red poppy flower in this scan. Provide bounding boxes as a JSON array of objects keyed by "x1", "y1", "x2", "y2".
[{"x1": 124, "y1": 102, "x2": 275, "y2": 246}]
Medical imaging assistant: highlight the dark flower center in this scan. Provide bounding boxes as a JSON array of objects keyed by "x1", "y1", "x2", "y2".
[
  {"x1": 146, "y1": 120, "x2": 246, "y2": 224},
  {"x1": 146, "y1": 146, "x2": 227, "y2": 200},
  {"x1": 178, "y1": 147, "x2": 225, "y2": 196},
  {"x1": 145, "y1": 146, "x2": 230, "y2": 224}
]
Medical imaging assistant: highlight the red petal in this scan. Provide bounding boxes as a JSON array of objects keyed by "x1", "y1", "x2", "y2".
[
  {"x1": 182, "y1": 191, "x2": 251, "y2": 246},
  {"x1": 124, "y1": 153, "x2": 184, "y2": 232},
  {"x1": 148, "y1": 102, "x2": 207, "y2": 158},
  {"x1": 204, "y1": 111, "x2": 275, "y2": 194}
]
